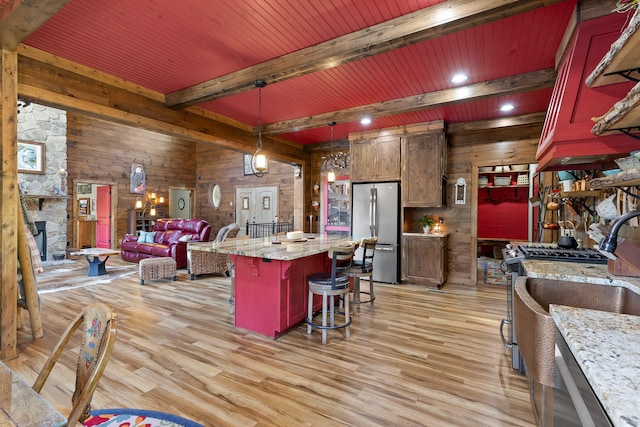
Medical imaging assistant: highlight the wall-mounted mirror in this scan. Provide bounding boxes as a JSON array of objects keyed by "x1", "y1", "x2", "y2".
[{"x1": 209, "y1": 183, "x2": 222, "y2": 209}]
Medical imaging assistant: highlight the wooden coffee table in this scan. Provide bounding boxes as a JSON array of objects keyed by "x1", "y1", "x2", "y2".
[{"x1": 70, "y1": 248, "x2": 120, "y2": 276}]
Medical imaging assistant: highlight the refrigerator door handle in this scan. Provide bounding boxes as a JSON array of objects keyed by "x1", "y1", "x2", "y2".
[
  {"x1": 369, "y1": 188, "x2": 375, "y2": 236},
  {"x1": 371, "y1": 188, "x2": 377, "y2": 236}
]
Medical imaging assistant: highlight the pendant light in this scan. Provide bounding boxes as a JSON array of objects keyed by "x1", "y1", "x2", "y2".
[
  {"x1": 327, "y1": 122, "x2": 336, "y2": 183},
  {"x1": 251, "y1": 80, "x2": 268, "y2": 177}
]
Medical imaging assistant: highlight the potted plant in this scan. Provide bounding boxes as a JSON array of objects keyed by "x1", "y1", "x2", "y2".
[{"x1": 418, "y1": 215, "x2": 436, "y2": 234}]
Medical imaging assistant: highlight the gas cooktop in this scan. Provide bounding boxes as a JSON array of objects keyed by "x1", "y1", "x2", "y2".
[{"x1": 517, "y1": 245, "x2": 608, "y2": 264}]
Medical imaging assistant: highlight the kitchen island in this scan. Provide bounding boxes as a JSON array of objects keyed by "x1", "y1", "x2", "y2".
[
  {"x1": 189, "y1": 234, "x2": 353, "y2": 338},
  {"x1": 522, "y1": 260, "x2": 640, "y2": 426}
]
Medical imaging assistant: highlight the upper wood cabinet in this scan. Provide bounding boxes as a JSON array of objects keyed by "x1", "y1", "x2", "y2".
[
  {"x1": 401, "y1": 130, "x2": 447, "y2": 207},
  {"x1": 350, "y1": 135, "x2": 401, "y2": 182}
]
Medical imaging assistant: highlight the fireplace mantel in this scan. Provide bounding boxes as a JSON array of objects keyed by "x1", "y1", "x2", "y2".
[{"x1": 24, "y1": 194, "x2": 69, "y2": 210}]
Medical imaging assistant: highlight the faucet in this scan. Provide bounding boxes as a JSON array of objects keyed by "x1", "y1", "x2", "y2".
[{"x1": 598, "y1": 209, "x2": 640, "y2": 260}]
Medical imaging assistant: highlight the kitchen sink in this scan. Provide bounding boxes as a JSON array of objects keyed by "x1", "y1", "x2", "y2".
[{"x1": 514, "y1": 277, "x2": 640, "y2": 388}]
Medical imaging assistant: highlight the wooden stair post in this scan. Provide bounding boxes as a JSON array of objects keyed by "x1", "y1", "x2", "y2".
[{"x1": 17, "y1": 210, "x2": 43, "y2": 339}]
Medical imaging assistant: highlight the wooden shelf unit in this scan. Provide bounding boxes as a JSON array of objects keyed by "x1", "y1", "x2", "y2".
[
  {"x1": 589, "y1": 166, "x2": 640, "y2": 189},
  {"x1": 588, "y1": 8, "x2": 640, "y2": 138}
]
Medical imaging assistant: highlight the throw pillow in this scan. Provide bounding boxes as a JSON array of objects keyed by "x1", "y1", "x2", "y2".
[
  {"x1": 144, "y1": 231, "x2": 156, "y2": 243},
  {"x1": 137, "y1": 231, "x2": 149, "y2": 243},
  {"x1": 178, "y1": 234, "x2": 193, "y2": 242}
]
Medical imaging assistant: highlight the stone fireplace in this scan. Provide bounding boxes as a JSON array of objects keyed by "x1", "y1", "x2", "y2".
[{"x1": 18, "y1": 103, "x2": 68, "y2": 261}]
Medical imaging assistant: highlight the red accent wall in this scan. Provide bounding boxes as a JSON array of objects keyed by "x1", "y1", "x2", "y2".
[{"x1": 478, "y1": 187, "x2": 528, "y2": 240}]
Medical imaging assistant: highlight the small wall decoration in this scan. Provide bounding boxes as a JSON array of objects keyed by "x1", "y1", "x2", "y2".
[
  {"x1": 78, "y1": 198, "x2": 90, "y2": 216},
  {"x1": 130, "y1": 163, "x2": 146, "y2": 194},
  {"x1": 77, "y1": 183, "x2": 93, "y2": 194},
  {"x1": 243, "y1": 154, "x2": 268, "y2": 176},
  {"x1": 209, "y1": 183, "x2": 222, "y2": 209},
  {"x1": 262, "y1": 196, "x2": 270, "y2": 210},
  {"x1": 17, "y1": 141, "x2": 46, "y2": 174},
  {"x1": 455, "y1": 177, "x2": 467, "y2": 205}
]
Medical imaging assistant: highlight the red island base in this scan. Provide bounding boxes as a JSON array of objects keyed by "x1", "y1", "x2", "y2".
[{"x1": 231, "y1": 252, "x2": 327, "y2": 338}]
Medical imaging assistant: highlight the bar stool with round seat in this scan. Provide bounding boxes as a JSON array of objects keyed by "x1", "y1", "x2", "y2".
[
  {"x1": 349, "y1": 237, "x2": 377, "y2": 310},
  {"x1": 306, "y1": 244, "x2": 356, "y2": 344}
]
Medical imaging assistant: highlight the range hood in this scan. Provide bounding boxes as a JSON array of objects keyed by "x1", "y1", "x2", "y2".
[{"x1": 536, "y1": 12, "x2": 637, "y2": 172}]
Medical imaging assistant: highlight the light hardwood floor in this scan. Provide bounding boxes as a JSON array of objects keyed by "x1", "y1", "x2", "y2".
[{"x1": 5, "y1": 256, "x2": 534, "y2": 426}]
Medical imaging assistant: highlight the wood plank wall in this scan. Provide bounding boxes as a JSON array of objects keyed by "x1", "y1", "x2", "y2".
[
  {"x1": 195, "y1": 144, "x2": 296, "y2": 232},
  {"x1": 440, "y1": 137, "x2": 538, "y2": 284},
  {"x1": 67, "y1": 113, "x2": 296, "y2": 246}
]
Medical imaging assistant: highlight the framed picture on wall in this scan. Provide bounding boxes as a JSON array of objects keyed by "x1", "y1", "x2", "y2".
[
  {"x1": 130, "y1": 162, "x2": 146, "y2": 194},
  {"x1": 78, "y1": 198, "x2": 90, "y2": 216},
  {"x1": 17, "y1": 141, "x2": 46, "y2": 174}
]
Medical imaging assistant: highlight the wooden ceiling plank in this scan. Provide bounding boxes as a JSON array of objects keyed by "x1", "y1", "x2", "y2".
[
  {"x1": 165, "y1": 0, "x2": 565, "y2": 109},
  {"x1": 262, "y1": 69, "x2": 556, "y2": 135},
  {"x1": 447, "y1": 111, "x2": 546, "y2": 133},
  {"x1": 0, "y1": 0, "x2": 71, "y2": 50}
]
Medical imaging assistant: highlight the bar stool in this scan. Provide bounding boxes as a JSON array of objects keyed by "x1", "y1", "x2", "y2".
[
  {"x1": 306, "y1": 244, "x2": 355, "y2": 344},
  {"x1": 349, "y1": 237, "x2": 377, "y2": 310}
]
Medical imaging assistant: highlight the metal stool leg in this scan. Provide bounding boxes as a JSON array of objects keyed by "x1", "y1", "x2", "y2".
[
  {"x1": 307, "y1": 289, "x2": 313, "y2": 334},
  {"x1": 321, "y1": 292, "x2": 328, "y2": 345}
]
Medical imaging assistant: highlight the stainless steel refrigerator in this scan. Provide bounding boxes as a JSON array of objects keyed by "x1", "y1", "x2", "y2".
[{"x1": 351, "y1": 182, "x2": 400, "y2": 283}]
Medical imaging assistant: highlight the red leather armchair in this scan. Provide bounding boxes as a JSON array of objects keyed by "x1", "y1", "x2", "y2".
[{"x1": 121, "y1": 218, "x2": 211, "y2": 269}]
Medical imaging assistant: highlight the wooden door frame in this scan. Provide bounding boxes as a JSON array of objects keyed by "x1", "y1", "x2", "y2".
[
  {"x1": 169, "y1": 186, "x2": 196, "y2": 218},
  {"x1": 72, "y1": 179, "x2": 118, "y2": 249},
  {"x1": 471, "y1": 162, "x2": 480, "y2": 286}
]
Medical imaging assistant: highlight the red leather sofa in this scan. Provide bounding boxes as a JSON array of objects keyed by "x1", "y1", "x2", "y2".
[{"x1": 121, "y1": 218, "x2": 211, "y2": 269}]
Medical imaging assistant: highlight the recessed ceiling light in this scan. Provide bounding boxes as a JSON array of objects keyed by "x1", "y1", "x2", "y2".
[
  {"x1": 451, "y1": 73, "x2": 468, "y2": 84},
  {"x1": 360, "y1": 117, "x2": 372, "y2": 125},
  {"x1": 500, "y1": 103, "x2": 515, "y2": 112}
]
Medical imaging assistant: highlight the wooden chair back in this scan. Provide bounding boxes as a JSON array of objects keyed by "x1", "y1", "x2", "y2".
[
  {"x1": 353, "y1": 237, "x2": 377, "y2": 274},
  {"x1": 327, "y1": 243, "x2": 356, "y2": 286},
  {"x1": 32, "y1": 303, "x2": 117, "y2": 426}
]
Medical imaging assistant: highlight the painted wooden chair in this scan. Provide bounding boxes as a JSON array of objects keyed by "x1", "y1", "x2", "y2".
[{"x1": 32, "y1": 302, "x2": 118, "y2": 426}]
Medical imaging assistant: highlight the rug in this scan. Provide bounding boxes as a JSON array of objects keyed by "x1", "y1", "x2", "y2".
[
  {"x1": 37, "y1": 259, "x2": 137, "y2": 292},
  {"x1": 84, "y1": 408, "x2": 204, "y2": 427},
  {"x1": 477, "y1": 256, "x2": 507, "y2": 286}
]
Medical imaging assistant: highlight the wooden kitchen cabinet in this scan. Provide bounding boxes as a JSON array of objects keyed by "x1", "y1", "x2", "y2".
[
  {"x1": 76, "y1": 219, "x2": 96, "y2": 249},
  {"x1": 402, "y1": 233, "x2": 448, "y2": 288},
  {"x1": 402, "y1": 130, "x2": 446, "y2": 207},
  {"x1": 350, "y1": 135, "x2": 401, "y2": 182}
]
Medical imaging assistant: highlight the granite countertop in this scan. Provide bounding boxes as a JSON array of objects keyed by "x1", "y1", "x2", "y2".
[
  {"x1": 550, "y1": 305, "x2": 640, "y2": 427},
  {"x1": 523, "y1": 259, "x2": 640, "y2": 427},
  {"x1": 187, "y1": 234, "x2": 354, "y2": 261}
]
